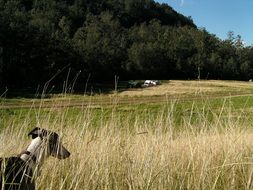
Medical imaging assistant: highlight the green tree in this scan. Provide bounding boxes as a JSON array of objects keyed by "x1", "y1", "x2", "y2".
[{"x1": 73, "y1": 12, "x2": 128, "y2": 79}]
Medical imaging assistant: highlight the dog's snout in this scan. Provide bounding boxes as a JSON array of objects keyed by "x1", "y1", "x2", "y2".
[
  {"x1": 63, "y1": 150, "x2": 71, "y2": 158},
  {"x1": 57, "y1": 145, "x2": 71, "y2": 159}
]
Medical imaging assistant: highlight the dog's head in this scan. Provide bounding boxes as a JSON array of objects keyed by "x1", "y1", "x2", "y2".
[{"x1": 28, "y1": 127, "x2": 70, "y2": 159}]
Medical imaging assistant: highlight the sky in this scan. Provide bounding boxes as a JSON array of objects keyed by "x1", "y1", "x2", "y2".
[{"x1": 155, "y1": 0, "x2": 253, "y2": 46}]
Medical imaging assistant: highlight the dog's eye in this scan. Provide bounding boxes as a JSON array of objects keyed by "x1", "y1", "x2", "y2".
[{"x1": 32, "y1": 134, "x2": 38, "y2": 139}]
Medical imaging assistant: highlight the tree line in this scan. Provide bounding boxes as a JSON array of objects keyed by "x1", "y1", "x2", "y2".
[{"x1": 0, "y1": 0, "x2": 253, "y2": 90}]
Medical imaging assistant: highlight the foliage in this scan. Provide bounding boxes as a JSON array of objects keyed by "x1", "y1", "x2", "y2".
[{"x1": 0, "y1": 0, "x2": 253, "y2": 89}]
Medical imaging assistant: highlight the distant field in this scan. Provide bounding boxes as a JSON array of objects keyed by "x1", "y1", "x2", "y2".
[
  {"x1": 1, "y1": 80, "x2": 253, "y2": 189},
  {"x1": 2, "y1": 80, "x2": 253, "y2": 108}
]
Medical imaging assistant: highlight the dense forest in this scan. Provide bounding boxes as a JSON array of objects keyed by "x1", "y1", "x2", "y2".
[{"x1": 0, "y1": 0, "x2": 253, "y2": 90}]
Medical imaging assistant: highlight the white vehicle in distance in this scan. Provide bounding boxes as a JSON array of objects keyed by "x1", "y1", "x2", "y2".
[{"x1": 143, "y1": 80, "x2": 161, "y2": 87}]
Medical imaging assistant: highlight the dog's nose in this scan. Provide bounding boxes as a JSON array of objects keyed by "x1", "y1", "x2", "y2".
[
  {"x1": 59, "y1": 146, "x2": 71, "y2": 159},
  {"x1": 63, "y1": 150, "x2": 71, "y2": 159},
  {"x1": 66, "y1": 151, "x2": 71, "y2": 158}
]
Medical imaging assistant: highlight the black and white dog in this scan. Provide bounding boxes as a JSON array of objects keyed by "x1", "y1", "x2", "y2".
[{"x1": 0, "y1": 127, "x2": 70, "y2": 190}]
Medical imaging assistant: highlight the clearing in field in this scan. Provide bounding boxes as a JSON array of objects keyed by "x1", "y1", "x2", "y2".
[{"x1": 1, "y1": 80, "x2": 253, "y2": 189}]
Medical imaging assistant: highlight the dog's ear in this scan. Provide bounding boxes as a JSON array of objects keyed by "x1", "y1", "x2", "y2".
[{"x1": 28, "y1": 127, "x2": 47, "y2": 139}]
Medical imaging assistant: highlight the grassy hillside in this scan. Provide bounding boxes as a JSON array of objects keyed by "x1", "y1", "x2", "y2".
[{"x1": 1, "y1": 80, "x2": 253, "y2": 189}]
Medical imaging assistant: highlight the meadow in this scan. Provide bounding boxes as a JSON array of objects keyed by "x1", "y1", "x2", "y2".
[{"x1": 2, "y1": 80, "x2": 253, "y2": 189}]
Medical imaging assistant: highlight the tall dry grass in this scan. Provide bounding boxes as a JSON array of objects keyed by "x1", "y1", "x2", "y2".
[{"x1": 1, "y1": 99, "x2": 253, "y2": 190}]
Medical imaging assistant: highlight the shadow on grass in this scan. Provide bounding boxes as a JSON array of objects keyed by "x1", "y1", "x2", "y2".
[{"x1": 1, "y1": 81, "x2": 145, "y2": 99}]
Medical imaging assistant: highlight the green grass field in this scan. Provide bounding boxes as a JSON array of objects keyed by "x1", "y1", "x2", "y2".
[{"x1": 2, "y1": 80, "x2": 253, "y2": 189}]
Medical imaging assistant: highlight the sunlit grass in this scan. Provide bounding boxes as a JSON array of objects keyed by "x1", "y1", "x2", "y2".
[
  {"x1": 0, "y1": 98, "x2": 253, "y2": 189},
  {"x1": 1, "y1": 80, "x2": 253, "y2": 189}
]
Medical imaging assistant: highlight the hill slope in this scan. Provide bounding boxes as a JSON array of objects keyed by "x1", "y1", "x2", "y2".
[{"x1": 0, "y1": 0, "x2": 252, "y2": 90}]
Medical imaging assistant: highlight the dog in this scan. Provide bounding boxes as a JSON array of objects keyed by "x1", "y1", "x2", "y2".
[{"x1": 0, "y1": 127, "x2": 70, "y2": 190}]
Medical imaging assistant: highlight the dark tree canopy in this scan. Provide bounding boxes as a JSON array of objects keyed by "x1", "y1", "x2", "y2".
[{"x1": 0, "y1": 0, "x2": 252, "y2": 90}]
